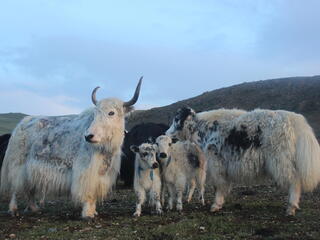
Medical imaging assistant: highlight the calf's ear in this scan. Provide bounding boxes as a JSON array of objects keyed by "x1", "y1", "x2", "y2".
[
  {"x1": 152, "y1": 144, "x2": 159, "y2": 151},
  {"x1": 130, "y1": 145, "x2": 139, "y2": 153}
]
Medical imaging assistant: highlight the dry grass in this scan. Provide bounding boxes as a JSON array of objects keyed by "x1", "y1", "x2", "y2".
[{"x1": 1, "y1": 184, "x2": 320, "y2": 240}]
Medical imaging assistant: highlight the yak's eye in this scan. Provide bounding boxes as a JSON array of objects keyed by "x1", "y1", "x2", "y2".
[
  {"x1": 142, "y1": 152, "x2": 148, "y2": 157},
  {"x1": 108, "y1": 111, "x2": 115, "y2": 116},
  {"x1": 169, "y1": 143, "x2": 172, "y2": 146}
]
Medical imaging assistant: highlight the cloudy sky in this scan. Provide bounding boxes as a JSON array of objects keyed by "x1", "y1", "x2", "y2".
[{"x1": 0, "y1": 0, "x2": 319, "y2": 115}]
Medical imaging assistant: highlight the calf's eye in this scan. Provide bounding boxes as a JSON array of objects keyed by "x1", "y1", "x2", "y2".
[
  {"x1": 108, "y1": 111, "x2": 115, "y2": 116},
  {"x1": 142, "y1": 152, "x2": 148, "y2": 157}
]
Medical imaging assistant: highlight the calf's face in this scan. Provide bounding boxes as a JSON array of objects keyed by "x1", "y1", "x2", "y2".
[
  {"x1": 155, "y1": 135, "x2": 172, "y2": 160},
  {"x1": 130, "y1": 143, "x2": 159, "y2": 169}
]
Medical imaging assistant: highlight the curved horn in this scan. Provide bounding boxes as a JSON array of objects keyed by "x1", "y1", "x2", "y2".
[
  {"x1": 91, "y1": 86, "x2": 100, "y2": 106},
  {"x1": 123, "y1": 76, "x2": 143, "y2": 107}
]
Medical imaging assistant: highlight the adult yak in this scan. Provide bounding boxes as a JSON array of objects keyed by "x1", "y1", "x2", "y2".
[
  {"x1": 0, "y1": 77, "x2": 142, "y2": 219},
  {"x1": 0, "y1": 134, "x2": 11, "y2": 171},
  {"x1": 120, "y1": 122, "x2": 168, "y2": 187}
]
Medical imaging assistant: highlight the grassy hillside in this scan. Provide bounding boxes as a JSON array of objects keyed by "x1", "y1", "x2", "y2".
[
  {"x1": 127, "y1": 75, "x2": 320, "y2": 138},
  {"x1": 0, "y1": 113, "x2": 27, "y2": 135},
  {"x1": 1, "y1": 76, "x2": 320, "y2": 137}
]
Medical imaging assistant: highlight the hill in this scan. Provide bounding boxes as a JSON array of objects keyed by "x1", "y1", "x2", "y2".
[
  {"x1": 126, "y1": 75, "x2": 320, "y2": 138},
  {"x1": 0, "y1": 113, "x2": 27, "y2": 135},
  {"x1": 1, "y1": 76, "x2": 320, "y2": 138}
]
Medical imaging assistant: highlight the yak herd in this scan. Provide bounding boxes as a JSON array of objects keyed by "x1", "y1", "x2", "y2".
[{"x1": 1, "y1": 78, "x2": 320, "y2": 219}]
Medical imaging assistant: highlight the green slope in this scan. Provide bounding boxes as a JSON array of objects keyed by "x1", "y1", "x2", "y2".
[{"x1": 0, "y1": 113, "x2": 27, "y2": 135}]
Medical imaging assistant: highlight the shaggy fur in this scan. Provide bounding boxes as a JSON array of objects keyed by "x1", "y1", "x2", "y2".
[
  {"x1": 156, "y1": 135, "x2": 206, "y2": 211},
  {"x1": 131, "y1": 143, "x2": 162, "y2": 217},
  {"x1": 0, "y1": 87, "x2": 139, "y2": 218},
  {"x1": 167, "y1": 107, "x2": 320, "y2": 215}
]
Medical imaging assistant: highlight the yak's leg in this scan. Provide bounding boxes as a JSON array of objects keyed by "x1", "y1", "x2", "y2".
[
  {"x1": 153, "y1": 184, "x2": 163, "y2": 215},
  {"x1": 133, "y1": 189, "x2": 146, "y2": 217},
  {"x1": 197, "y1": 170, "x2": 206, "y2": 206},
  {"x1": 187, "y1": 178, "x2": 196, "y2": 203},
  {"x1": 81, "y1": 199, "x2": 97, "y2": 219},
  {"x1": 210, "y1": 188, "x2": 226, "y2": 212},
  {"x1": 24, "y1": 189, "x2": 40, "y2": 213},
  {"x1": 167, "y1": 184, "x2": 175, "y2": 211},
  {"x1": 161, "y1": 183, "x2": 167, "y2": 206},
  {"x1": 9, "y1": 193, "x2": 18, "y2": 216},
  {"x1": 286, "y1": 181, "x2": 301, "y2": 216},
  {"x1": 176, "y1": 187, "x2": 184, "y2": 212}
]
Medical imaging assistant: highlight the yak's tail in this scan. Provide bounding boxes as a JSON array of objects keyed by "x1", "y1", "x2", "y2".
[{"x1": 295, "y1": 117, "x2": 320, "y2": 192}]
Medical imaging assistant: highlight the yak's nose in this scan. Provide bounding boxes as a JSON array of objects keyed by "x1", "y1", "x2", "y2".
[
  {"x1": 152, "y1": 162, "x2": 159, "y2": 169},
  {"x1": 159, "y1": 152, "x2": 167, "y2": 158},
  {"x1": 85, "y1": 134, "x2": 95, "y2": 142}
]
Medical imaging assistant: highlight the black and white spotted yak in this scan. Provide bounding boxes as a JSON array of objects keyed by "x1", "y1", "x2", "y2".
[{"x1": 166, "y1": 107, "x2": 320, "y2": 216}]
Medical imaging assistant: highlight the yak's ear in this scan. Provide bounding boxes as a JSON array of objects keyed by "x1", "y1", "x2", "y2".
[
  {"x1": 124, "y1": 106, "x2": 135, "y2": 114},
  {"x1": 171, "y1": 137, "x2": 179, "y2": 144},
  {"x1": 130, "y1": 145, "x2": 139, "y2": 153}
]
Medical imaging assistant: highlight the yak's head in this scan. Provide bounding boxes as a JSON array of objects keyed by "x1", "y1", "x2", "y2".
[
  {"x1": 166, "y1": 107, "x2": 197, "y2": 142},
  {"x1": 155, "y1": 135, "x2": 178, "y2": 162},
  {"x1": 85, "y1": 77, "x2": 142, "y2": 148},
  {"x1": 130, "y1": 143, "x2": 159, "y2": 170}
]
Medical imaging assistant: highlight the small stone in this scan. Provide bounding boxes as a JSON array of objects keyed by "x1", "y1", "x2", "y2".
[
  {"x1": 48, "y1": 228, "x2": 57, "y2": 233},
  {"x1": 95, "y1": 225, "x2": 102, "y2": 229},
  {"x1": 9, "y1": 234, "x2": 16, "y2": 239},
  {"x1": 79, "y1": 227, "x2": 92, "y2": 232},
  {"x1": 199, "y1": 226, "x2": 205, "y2": 231}
]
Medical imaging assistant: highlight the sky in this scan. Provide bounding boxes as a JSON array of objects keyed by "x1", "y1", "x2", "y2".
[{"x1": 0, "y1": 0, "x2": 319, "y2": 115}]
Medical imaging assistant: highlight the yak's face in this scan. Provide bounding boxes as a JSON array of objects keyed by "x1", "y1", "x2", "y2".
[
  {"x1": 85, "y1": 99, "x2": 126, "y2": 145},
  {"x1": 155, "y1": 135, "x2": 172, "y2": 161},
  {"x1": 131, "y1": 143, "x2": 159, "y2": 169},
  {"x1": 166, "y1": 107, "x2": 196, "y2": 141},
  {"x1": 84, "y1": 77, "x2": 142, "y2": 146}
]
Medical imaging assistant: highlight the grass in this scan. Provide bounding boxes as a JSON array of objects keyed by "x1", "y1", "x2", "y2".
[
  {"x1": 0, "y1": 113, "x2": 27, "y2": 135},
  {"x1": 1, "y1": 184, "x2": 320, "y2": 240}
]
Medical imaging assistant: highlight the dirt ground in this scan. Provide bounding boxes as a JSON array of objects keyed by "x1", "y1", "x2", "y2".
[{"x1": 0, "y1": 184, "x2": 320, "y2": 240}]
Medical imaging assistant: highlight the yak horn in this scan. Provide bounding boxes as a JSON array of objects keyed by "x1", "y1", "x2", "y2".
[
  {"x1": 91, "y1": 86, "x2": 100, "y2": 106},
  {"x1": 123, "y1": 76, "x2": 143, "y2": 107}
]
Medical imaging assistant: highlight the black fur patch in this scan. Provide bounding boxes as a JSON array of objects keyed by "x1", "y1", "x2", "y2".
[
  {"x1": 175, "y1": 107, "x2": 192, "y2": 130},
  {"x1": 197, "y1": 120, "x2": 219, "y2": 146},
  {"x1": 188, "y1": 152, "x2": 200, "y2": 168},
  {"x1": 225, "y1": 125, "x2": 262, "y2": 152}
]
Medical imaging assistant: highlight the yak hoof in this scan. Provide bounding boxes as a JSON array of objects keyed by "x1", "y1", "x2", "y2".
[
  {"x1": 210, "y1": 204, "x2": 222, "y2": 213},
  {"x1": 156, "y1": 208, "x2": 163, "y2": 215},
  {"x1": 133, "y1": 211, "x2": 141, "y2": 217},
  {"x1": 82, "y1": 216, "x2": 95, "y2": 222},
  {"x1": 8, "y1": 210, "x2": 19, "y2": 217}
]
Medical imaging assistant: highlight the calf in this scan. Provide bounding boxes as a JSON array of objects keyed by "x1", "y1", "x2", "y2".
[
  {"x1": 121, "y1": 123, "x2": 168, "y2": 187},
  {"x1": 130, "y1": 143, "x2": 162, "y2": 217},
  {"x1": 156, "y1": 135, "x2": 206, "y2": 211}
]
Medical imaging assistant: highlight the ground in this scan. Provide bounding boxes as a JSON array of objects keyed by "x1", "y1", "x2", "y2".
[{"x1": 0, "y1": 184, "x2": 320, "y2": 240}]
